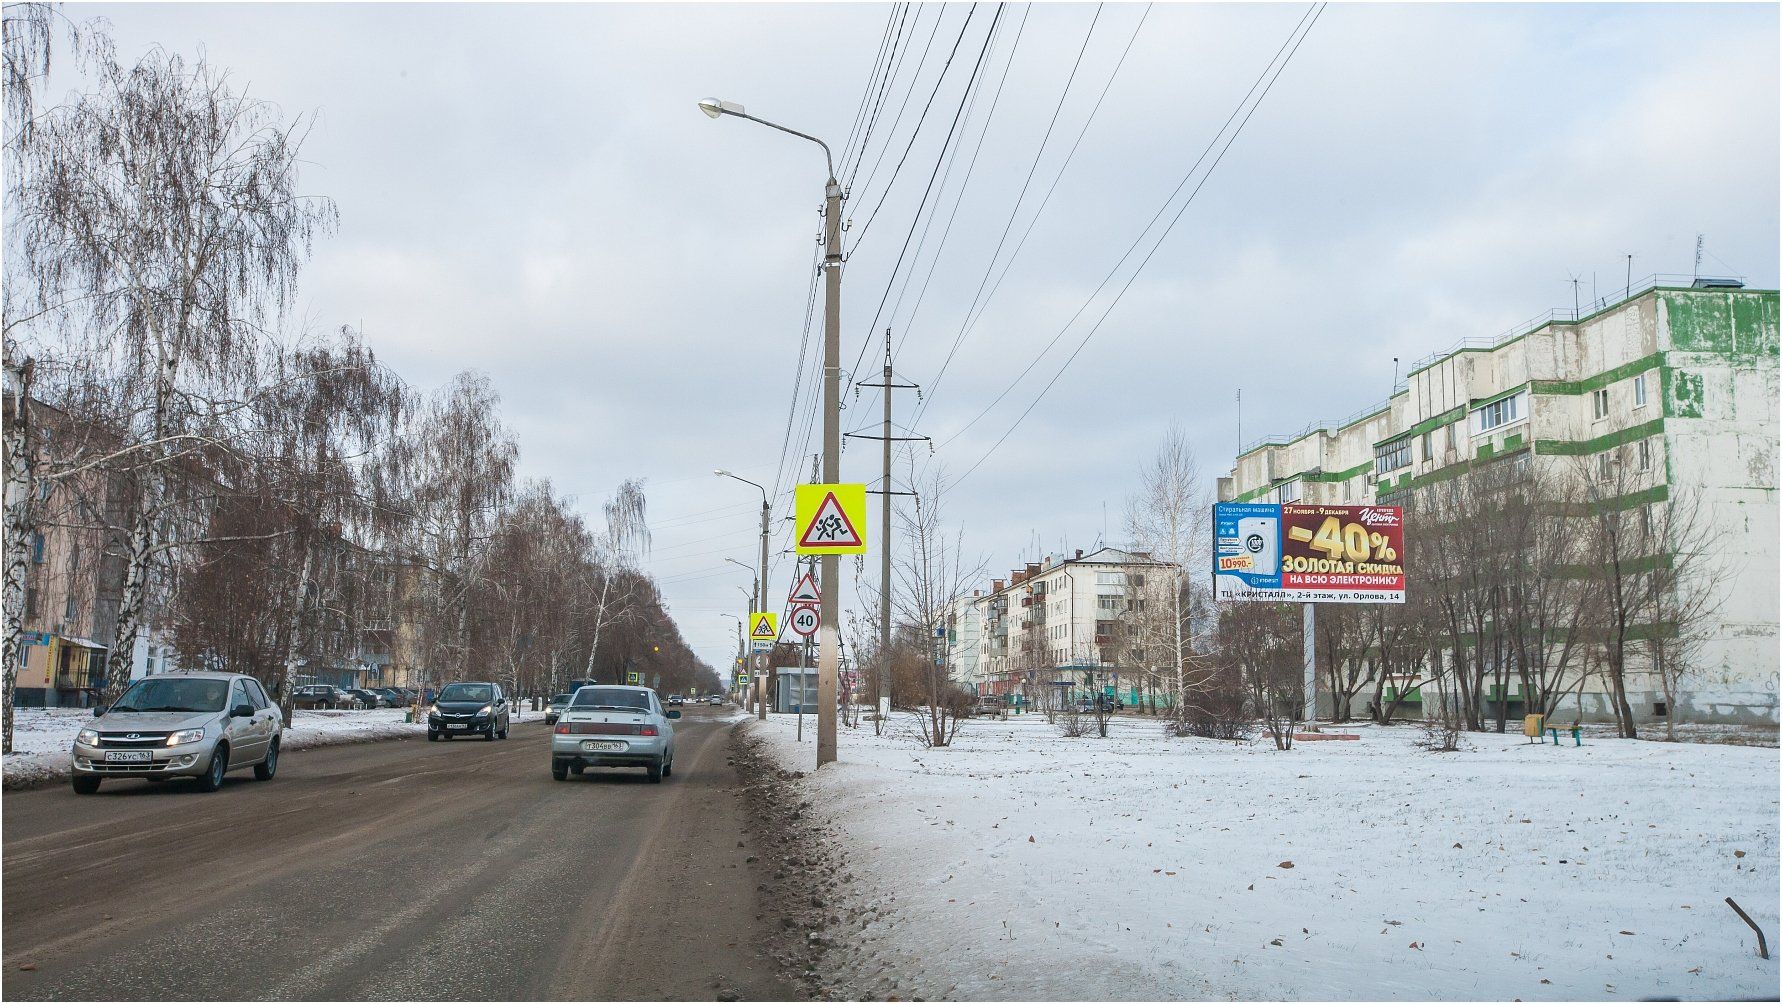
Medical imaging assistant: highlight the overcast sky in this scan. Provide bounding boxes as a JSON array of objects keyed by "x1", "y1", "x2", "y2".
[{"x1": 78, "y1": 2, "x2": 1780, "y2": 677}]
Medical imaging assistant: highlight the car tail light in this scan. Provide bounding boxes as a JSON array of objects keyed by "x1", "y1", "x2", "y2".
[
  {"x1": 554, "y1": 724, "x2": 569, "y2": 734},
  {"x1": 639, "y1": 726, "x2": 658, "y2": 736}
]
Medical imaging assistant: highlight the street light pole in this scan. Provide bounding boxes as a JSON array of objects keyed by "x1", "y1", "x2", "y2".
[
  {"x1": 718, "y1": 470, "x2": 772, "y2": 722},
  {"x1": 701, "y1": 98, "x2": 841, "y2": 767}
]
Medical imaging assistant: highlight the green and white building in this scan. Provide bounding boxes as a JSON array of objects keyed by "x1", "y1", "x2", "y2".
[{"x1": 1219, "y1": 278, "x2": 1779, "y2": 727}]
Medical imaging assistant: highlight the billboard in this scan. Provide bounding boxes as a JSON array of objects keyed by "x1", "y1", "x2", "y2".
[{"x1": 1214, "y1": 502, "x2": 1404, "y2": 603}]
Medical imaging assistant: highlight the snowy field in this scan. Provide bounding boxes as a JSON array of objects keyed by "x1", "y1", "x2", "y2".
[
  {"x1": 750, "y1": 713, "x2": 1780, "y2": 1001},
  {"x1": 2, "y1": 705, "x2": 447, "y2": 788}
]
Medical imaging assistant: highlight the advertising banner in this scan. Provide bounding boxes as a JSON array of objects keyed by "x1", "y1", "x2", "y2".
[{"x1": 1214, "y1": 502, "x2": 1404, "y2": 604}]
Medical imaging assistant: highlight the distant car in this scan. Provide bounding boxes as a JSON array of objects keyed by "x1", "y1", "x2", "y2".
[
  {"x1": 71, "y1": 671, "x2": 283, "y2": 793},
  {"x1": 972, "y1": 697, "x2": 1005, "y2": 717},
  {"x1": 707, "y1": 695, "x2": 723, "y2": 705},
  {"x1": 544, "y1": 693, "x2": 571, "y2": 726},
  {"x1": 293, "y1": 684, "x2": 354, "y2": 710},
  {"x1": 551, "y1": 685, "x2": 678, "y2": 783},
  {"x1": 428, "y1": 681, "x2": 511, "y2": 741},
  {"x1": 374, "y1": 687, "x2": 406, "y2": 707},
  {"x1": 1075, "y1": 695, "x2": 1121, "y2": 714},
  {"x1": 667, "y1": 695, "x2": 684, "y2": 706},
  {"x1": 345, "y1": 687, "x2": 385, "y2": 708}
]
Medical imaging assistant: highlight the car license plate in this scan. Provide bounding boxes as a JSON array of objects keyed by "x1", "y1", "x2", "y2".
[
  {"x1": 582, "y1": 740, "x2": 626, "y2": 752},
  {"x1": 103, "y1": 750, "x2": 152, "y2": 763},
  {"x1": 447, "y1": 723, "x2": 467, "y2": 729}
]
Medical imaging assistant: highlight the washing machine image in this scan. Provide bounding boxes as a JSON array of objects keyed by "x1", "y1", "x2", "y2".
[
  {"x1": 1237, "y1": 515, "x2": 1278, "y2": 575},
  {"x1": 1214, "y1": 508, "x2": 1280, "y2": 596}
]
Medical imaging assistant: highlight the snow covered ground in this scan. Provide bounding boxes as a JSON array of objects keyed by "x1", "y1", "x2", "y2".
[
  {"x1": 2, "y1": 706, "x2": 447, "y2": 788},
  {"x1": 749, "y1": 713, "x2": 1780, "y2": 1001}
]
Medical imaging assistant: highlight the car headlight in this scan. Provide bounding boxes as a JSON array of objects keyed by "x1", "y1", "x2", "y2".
[
  {"x1": 429, "y1": 704, "x2": 442, "y2": 717},
  {"x1": 167, "y1": 728, "x2": 206, "y2": 746},
  {"x1": 76, "y1": 728, "x2": 100, "y2": 746},
  {"x1": 475, "y1": 705, "x2": 492, "y2": 717}
]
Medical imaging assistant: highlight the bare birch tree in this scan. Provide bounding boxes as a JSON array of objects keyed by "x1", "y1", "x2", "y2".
[{"x1": 1124, "y1": 425, "x2": 1209, "y2": 727}]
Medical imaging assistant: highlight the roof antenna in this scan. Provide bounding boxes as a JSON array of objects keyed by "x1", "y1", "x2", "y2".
[
  {"x1": 1568, "y1": 272, "x2": 1581, "y2": 318},
  {"x1": 1694, "y1": 234, "x2": 1705, "y2": 280}
]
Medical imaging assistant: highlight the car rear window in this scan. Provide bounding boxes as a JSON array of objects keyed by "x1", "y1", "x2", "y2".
[{"x1": 569, "y1": 688, "x2": 650, "y2": 711}]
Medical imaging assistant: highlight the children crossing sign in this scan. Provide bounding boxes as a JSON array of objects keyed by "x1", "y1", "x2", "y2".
[
  {"x1": 749, "y1": 612, "x2": 778, "y2": 642},
  {"x1": 795, "y1": 483, "x2": 867, "y2": 555}
]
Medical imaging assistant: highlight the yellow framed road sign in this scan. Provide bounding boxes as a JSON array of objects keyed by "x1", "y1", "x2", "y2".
[
  {"x1": 795, "y1": 483, "x2": 867, "y2": 555},
  {"x1": 749, "y1": 612, "x2": 778, "y2": 642}
]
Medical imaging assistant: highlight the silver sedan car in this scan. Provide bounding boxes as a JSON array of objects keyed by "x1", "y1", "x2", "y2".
[
  {"x1": 550, "y1": 685, "x2": 679, "y2": 783},
  {"x1": 70, "y1": 671, "x2": 283, "y2": 794}
]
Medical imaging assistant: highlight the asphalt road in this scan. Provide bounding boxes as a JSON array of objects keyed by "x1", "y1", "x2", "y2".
[{"x1": 1, "y1": 707, "x2": 800, "y2": 1001}]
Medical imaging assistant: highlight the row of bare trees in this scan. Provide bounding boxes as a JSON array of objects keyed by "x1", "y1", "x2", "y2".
[
  {"x1": 1, "y1": 10, "x2": 716, "y2": 751},
  {"x1": 1187, "y1": 453, "x2": 1720, "y2": 744}
]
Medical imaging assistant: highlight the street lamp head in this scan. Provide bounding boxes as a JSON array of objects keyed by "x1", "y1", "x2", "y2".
[
  {"x1": 714, "y1": 468, "x2": 731, "y2": 477},
  {"x1": 698, "y1": 97, "x2": 743, "y2": 120}
]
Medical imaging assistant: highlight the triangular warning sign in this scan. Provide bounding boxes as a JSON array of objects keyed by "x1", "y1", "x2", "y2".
[
  {"x1": 789, "y1": 571, "x2": 821, "y2": 604},
  {"x1": 750, "y1": 613, "x2": 777, "y2": 640},
  {"x1": 798, "y1": 491, "x2": 864, "y2": 549}
]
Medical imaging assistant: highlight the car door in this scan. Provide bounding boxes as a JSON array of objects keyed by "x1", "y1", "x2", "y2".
[
  {"x1": 654, "y1": 693, "x2": 674, "y2": 757},
  {"x1": 224, "y1": 679, "x2": 263, "y2": 766},
  {"x1": 245, "y1": 678, "x2": 280, "y2": 756}
]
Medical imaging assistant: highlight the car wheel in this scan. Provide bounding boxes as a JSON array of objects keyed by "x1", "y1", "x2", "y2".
[
  {"x1": 663, "y1": 755, "x2": 673, "y2": 778},
  {"x1": 71, "y1": 774, "x2": 100, "y2": 795},
  {"x1": 196, "y1": 745, "x2": 228, "y2": 793},
  {"x1": 254, "y1": 740, "x2": 279, "y2": 781},
  {"x1": 485, "y1": 727, "x2": 496, "y2": 742},
  {"x1": 646, "y1": 760, "x2": 663, "y2": 784},
  {"x1": 551, "y1": 762, "x2": 568, "y2": 781},
  {"x1": 427, "y1": 731, "x2": 439, "y2": 742}
]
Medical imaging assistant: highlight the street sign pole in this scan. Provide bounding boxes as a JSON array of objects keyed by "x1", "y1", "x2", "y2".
[{"x1": 818, "y1": 178, "x2": 842, "y2": 768}]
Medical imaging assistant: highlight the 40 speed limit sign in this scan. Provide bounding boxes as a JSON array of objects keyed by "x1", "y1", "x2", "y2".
[{"x1": 787, "y1": 603, "x2": 820, "y2": 638}]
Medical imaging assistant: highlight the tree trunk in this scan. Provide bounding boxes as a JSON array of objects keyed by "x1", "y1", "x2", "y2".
[
  {"x1": 2, "y1": 363, "x2": 34, "y2": 754},
  {"x1": 103, "y1": 501, "x2": 155, "y2": 702},
  {"x1": 277, "y1": 535, "x2": 316, "y2": 726}
]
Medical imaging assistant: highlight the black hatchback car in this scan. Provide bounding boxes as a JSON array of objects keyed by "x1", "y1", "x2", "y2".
[{"x1": 427, "y1": 682, "x2": 511, "y2": 741}]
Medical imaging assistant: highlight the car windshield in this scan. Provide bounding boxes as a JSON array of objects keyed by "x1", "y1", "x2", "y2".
[
  {"x1": 111, "y1": 677, "x2": 230, "y2": 714},
  {"x1": 438, "y1": 684, "x2": 494, "y2": 703},
  {"x1": 569, "y1": 687, "x2": 650, "y2": 711},
  {"x1": 550, "y1": 694, "x2": 571, "y2": 704}
]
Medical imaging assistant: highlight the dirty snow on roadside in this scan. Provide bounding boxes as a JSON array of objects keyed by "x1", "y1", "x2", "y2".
[
  {"x1": 2, "y1": 706, "x2": 433, "y2": 788},
  {"x1": 749, "y1": 713, "x2": 1779, "y2": 1002}
]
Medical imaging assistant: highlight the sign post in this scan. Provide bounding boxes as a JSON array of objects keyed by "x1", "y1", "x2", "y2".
[{"x1": 795, "y1": 483, "x2": 867, "y2": 766}]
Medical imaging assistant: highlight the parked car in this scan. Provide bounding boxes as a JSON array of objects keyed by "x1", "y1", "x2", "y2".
[
  {"x1": 1075, "y1": 694, "x2": 1122, "y2": 714},
  {"x1": 374, "y1": 687, "x2": 407, "y2": 707},
  {"x1": 551, "y1": 685, "x2": 679, "y2": 783},
  {"x1": 427, "y1": 681, "x2": 511, "y2": 741},
  {"x1": 544, "y1": 693, "x2": 572, "y2": 726},
  {"x1": 71, "y1": 671, "x2": 283, "y2": 794},
  {"x1": 292, "y1": 684, "x2": 355, "y2": 710},
  {"x1": 972, "y1": 697, "x2": 1006, "y2": 718},
  {"x1": 346, "y1": 687, "x2": 386, "y2": 708}
]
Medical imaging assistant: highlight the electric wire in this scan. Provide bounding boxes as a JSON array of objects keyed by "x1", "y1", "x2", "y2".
[{"x1": 948, "y1": 3, "x2": 1327, "y2": 488}]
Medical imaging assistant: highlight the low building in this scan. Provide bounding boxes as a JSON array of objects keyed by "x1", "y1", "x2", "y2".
[{"x1": 1222, "y1": 278, "x2": 1779, "y2": 726}]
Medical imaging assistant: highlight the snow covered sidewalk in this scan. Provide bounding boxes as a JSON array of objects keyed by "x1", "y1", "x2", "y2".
[
  {"x1": 2, "y1": 706, "x2": 434, "y2": 789},
  {"x1": 748, "y1": 713, "x2": 1779, "y2": 1001}
]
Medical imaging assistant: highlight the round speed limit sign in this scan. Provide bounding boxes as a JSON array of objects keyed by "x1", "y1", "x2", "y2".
[{"x1": 788, "y1": 603, "x2": 820, "y2": 638}]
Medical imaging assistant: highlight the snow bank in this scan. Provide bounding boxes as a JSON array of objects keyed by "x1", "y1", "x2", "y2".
[
  {"x1": 750, "y1": 713, "x2": 1780, "y2": 1001},
  {"x1": 2, "y1": 706, "x2": 444, "y2": 789}
]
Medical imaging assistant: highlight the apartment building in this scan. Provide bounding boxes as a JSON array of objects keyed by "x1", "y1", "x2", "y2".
[
  {"x1": 1221, "y1": 279, "x2": 1779, "y2": 726},
  {"x1": 946, "y1": 547, "x2": 1175, "y2": 708}
]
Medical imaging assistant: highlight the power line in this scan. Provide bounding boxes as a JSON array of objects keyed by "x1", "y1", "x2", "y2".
[
  {"x1": 843, "y1": 6, "x2": 1006, "y2": 405},
  {"x1": 838, "y1": 4, "x2": 904, "y2": 173},
  {"x1": 845, "y1": 4, "x2": 920, "y2": 188},
  {"x1": 948, "y1": 4, "x2": 1327, "y2": 486},
  {"x1": 848, "y1": 4, "x2": 986, "y2": 252},
  {"x1": 913, "y1": 3, "x2": 1151, "y2": 425},
  {"x1": 848, "y1": 4, "x2": 950, "y2": 201}
]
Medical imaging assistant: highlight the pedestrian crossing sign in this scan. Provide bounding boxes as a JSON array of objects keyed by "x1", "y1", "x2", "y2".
[
  {"x1": 626, "y1": 672, "x2": 640, "y2": 685},
  {"x1": 750, "y1": 612, "x2": 778, "y2": 642},
  {"x1": 795, "y1": 483, "x2": 867, "y2": 555}
]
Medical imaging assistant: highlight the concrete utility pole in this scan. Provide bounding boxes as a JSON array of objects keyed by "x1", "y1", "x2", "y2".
[
  {"x1": 717, "y1": 475, "x2": 770, "y2": 721},
  {"x1": 698, "y1": 96, "x2": 841, "y2": 765},
  {"x1": 851, "y1": 329, "x2": 926, "y2": 731}
]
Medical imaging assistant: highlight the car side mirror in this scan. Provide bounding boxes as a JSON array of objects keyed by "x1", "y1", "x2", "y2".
[
  {"x1": 666, "y1": 710, "x2": 682, "y2": 720},
  {"x1": 93, "y1": 706, "x2": 106, "y2": 717},
  {"x1": 231, "y1": 704, "x2": 254, "y2": 718}
]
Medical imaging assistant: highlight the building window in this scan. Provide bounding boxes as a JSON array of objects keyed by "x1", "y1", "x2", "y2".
[
  {"x1": 1592, "y1": 388, "x2": 1610, "y2": 420},
  {"x1": 30, "y1": 533, "x2": 44, "y2": 565},
  {"x1": 1276, "y1": 480, "x2": 1302, "y2": 504},
  {"x1": 1374, "y1": 438, "x2": 1412, "y2": 476},
  {"x1": 1474, "y1": 392, "x2": 1524, "y2": 434},
  {"x1": 63, "y1": 596, "x2": 76, "y2": 620},
  {"x1": 1597, "y1": 451, "x2": 1615, "y2": 481},
  {"x1": 1637, "y1": 438, "x2": 1652, "y2": 471},
  {"x1": 24, "y1": 588, "x2": 38, "y2": 619},
  {"x1": 1633, "y1": 373, "x2": 1648, "y2": 408}
]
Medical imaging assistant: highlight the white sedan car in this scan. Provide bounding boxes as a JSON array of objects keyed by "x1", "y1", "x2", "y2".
[{"x1": 550, "y1": 685, "x2": 680, "y2": 783}]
